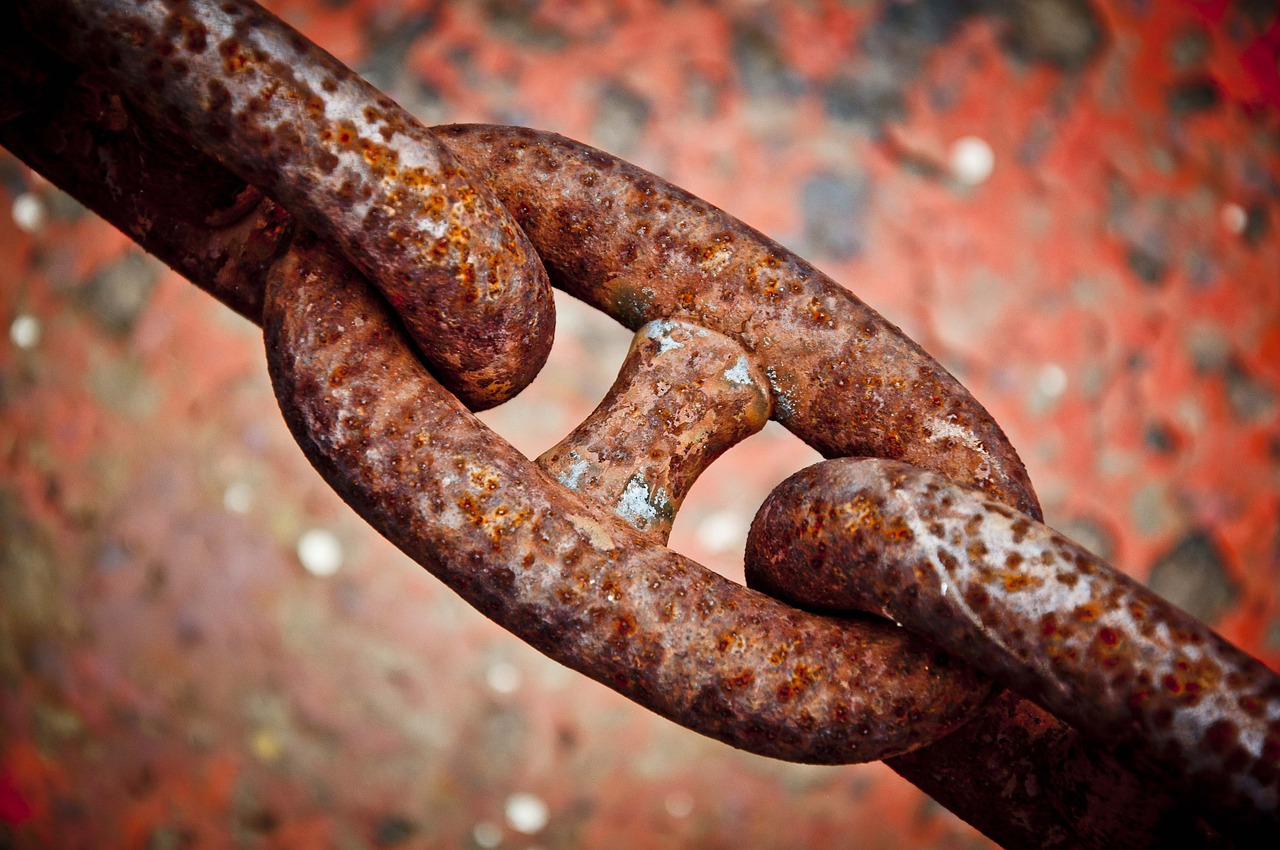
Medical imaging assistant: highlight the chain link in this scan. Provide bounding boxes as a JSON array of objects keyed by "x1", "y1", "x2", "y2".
[{"x1": 5, "y1": 1, "x2": 1278, "y2": 847}]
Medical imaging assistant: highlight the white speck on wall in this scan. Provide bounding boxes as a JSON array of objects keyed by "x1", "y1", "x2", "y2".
[
  {"x1": 504, "y1": 792, "x2": 549, "y2": 834},
  {"x1": 222, "y1": 481, "x2": 254, "y2": 514},
  {"x1": 722, "y1": 354, "x2": 752, "y2": 386},
  {"x1": 949, "y1": 136, "x2": 995, "y2": 185},
  {"x1": 1036, "y1": 363, "x2": 1068, "y2": 399},
  {"x1": 486, "y1": 661, "x2": 521, "y2": 694},
  {"x1": 472, "y1": 821, "x2": 502, "y2": 848},
  {"x1": 11, "y1": 193, "x2": 47, "y2": 233},
  {"x1": 664, "y1": 792, "x2": 694, "y2": 818},
  {"x1": 9, "y1": 314, "x2": 41, "y2": 350},
  {"x1": 1221, "y1": 202, "x2": 1247, "y2": 235},
  {"x1": 696, "y1": 509, "x2": 747, "y2": 554},
  {"x1": 297, "y1": 528, "x2": 343, "y2": 576}
]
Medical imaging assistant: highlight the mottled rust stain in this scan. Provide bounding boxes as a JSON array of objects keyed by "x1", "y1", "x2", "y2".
[
  {"x1": 17, "y1": 0, "x2": 554, "y2": 410},
  {"x1": 538, "y1": 318, "x2": 771, "y2": 543},
  {"x1": 262, "y1": 236, "x2": 993, "y2": 764},
  {"x1": 745, "y1": 458, "x2": 1280, "y2": 839},
  {"x1": 5, "y1": 3, "x2": 1265, "y2": 848},
  {"x1": 436, "y1": 124, "x2": 1041, "y2": 521}
]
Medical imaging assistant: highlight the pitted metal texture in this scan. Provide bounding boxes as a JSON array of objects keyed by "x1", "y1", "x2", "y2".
[
  {"x1": 4, "y1": 1, "x2": 1277, "y2": 848},
  {"x1": 745, "y1": 458, "x2": 1280, "y2": 836},
  {"x1": 17, "y1": 0, "x2": 555, "y2": 410},
  {"x1": 263, "y1": 234, "x2": 993, "y2": 764}
]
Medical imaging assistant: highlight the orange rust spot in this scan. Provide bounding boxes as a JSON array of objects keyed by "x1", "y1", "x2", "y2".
[
  {"x1": 775, "y1": 663, "x2": 824, "y2": 703},
  {"x1": 1073, "y1": 602, "x2": 1101, "y2": 622},
  {"x1": 1003, "y1": 573, "x2": 1038, "y2": 592},
  {"x1": 722, "y1": 670, "x2": 755, "y2": 690},
  {"x1": 220, "y1": 39, "x2": 249, "y2": 72},
  {"x1": 457, "y1": 495, "x2": 484, "y2": 527}
]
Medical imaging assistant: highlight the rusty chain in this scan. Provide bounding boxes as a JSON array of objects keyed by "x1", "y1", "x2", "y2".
[{"x1": 3, "y1": 1, "x2": 1278, "y2": 847}]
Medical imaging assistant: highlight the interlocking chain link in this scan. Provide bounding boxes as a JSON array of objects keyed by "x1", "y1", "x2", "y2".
[{"x1": 4, "y1": 1, "x2": 1278, "y2": 847}]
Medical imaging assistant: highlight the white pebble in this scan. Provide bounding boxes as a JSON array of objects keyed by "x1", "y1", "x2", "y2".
[
  {"x1": 504, "y1": 793, "x2": 549, "y2": 835},
  {"x1": 297, "y1": 528, "x2": 343, "y2": 576},
  {"x1": 949, "y1": 136, "x2": 995, "y2": 185},
  {"x1": 486, "y1": 661, "x2": 521, "y2": 694},
  {"x1": 11, "y1": 193, "x2": 47, "y2": 233},
  {"x1": 1220, "y1": 202, "x2": 1247, "y2": 235},
  {"x1": 9, "y1": 314, "x2": 40, "y2": 350},
  {"x1": 472, "y1": 821, "x2": 502, "y2": 848},
  {"x1": 663, "y1": 792, "x2": 694, "y2": 818},
  {"x1": 223, "y1": 481, "x2": 254, "y2": 514}
]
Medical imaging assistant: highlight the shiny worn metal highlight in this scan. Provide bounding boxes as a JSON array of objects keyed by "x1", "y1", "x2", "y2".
[
  {"x1": 262, "y1": 234, "x2": 993, "y2": 764},
  {"x1": 745, "y1": 457, "x2": 1280, "y2": 837},
  {"x1": 538, "y1": 319, "x2": 771, "y2": 543},
  {"x1": 17, "y1": 0, "x2": 554, "y2": 410}
]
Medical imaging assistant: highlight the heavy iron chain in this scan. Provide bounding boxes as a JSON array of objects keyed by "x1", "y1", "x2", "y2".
[{"x1": 3, "y1": 1, "x2": 1278, "y2": 847}]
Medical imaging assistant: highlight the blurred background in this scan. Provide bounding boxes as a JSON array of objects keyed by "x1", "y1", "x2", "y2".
[{"x1": 1, "y1": 0, "x2": 1278, "y2": 847}]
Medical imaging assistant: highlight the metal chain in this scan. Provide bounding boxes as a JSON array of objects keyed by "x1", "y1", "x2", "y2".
[{"x1": 4, "y1": 1, "x2": 1278, "y2": 847}]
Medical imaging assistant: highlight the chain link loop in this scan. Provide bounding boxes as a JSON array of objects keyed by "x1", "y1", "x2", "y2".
[{"x1": 5, "y1": 1, "x2": 1278, "y2": 846}]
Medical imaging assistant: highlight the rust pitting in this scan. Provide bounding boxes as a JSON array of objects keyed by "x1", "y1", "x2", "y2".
[
  {"x1": 5, "y1": 5, "x2": 1264, "y2": 847},
  {"x1": 436, "y1": 123, "x2": 1039, "y2": 515},
  {"x1": 745, "y1": 457, "x2": 1280, "y2": 838},
  {"x1": 260, "y1": 238, "x2": 994, "y2": 764},
  {"x1": 537, "y1": 318, "x2": 772, "y2": 543},
  {"x1": 18, "y1": 0, "x2": 555, "y2": 411}
]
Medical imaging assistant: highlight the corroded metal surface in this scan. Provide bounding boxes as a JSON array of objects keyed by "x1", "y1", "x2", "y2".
[
  {"x1": 262, "y1": 234, "x2": 992, "y2": 763},
  {"x1": 0, "y1": 65, "x2": 289, "y2": 324},
  {"x1": 17, "y1": 0, "x2": 554, "y2": 410},
  {"x1": 4, "y1": 2, "x2": 1278, "y2": 848},
  {"x1": 436, "y1": 124, "x2": 1042, "y2": 522},
  {"x1": 745, "y1": 457, "x2": 1280, "y2": 838},
  {"x1": 538, "y1": 319, "x2": 771, "y2": 543},
  {"x1": 0, "y1": 71, "x2": 1081, "y2": 842}
]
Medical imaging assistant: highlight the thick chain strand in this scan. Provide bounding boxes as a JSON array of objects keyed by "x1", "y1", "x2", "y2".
[{"x1": 4, "y1": 1, "x2": 1276, "y2": 846}]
